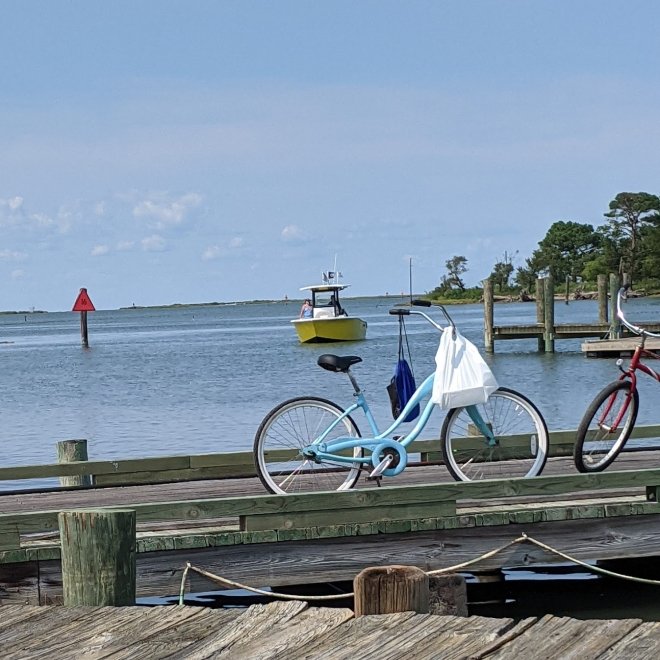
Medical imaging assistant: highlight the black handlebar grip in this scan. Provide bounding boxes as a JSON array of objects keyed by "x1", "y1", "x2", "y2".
[
  {"x1": 411, "y1": 299, "x2": 432, "y2": 307},
  {"x1": 389, "y1": 308, "x2": 410, "y2": 315}
]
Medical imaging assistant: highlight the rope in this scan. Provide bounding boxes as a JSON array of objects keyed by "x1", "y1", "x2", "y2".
[{"x1": 178, "y1": 532, "x2": 660, "y2": 604}]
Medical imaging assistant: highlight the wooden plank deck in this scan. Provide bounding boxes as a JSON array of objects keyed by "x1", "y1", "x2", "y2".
[
  {"x1": 1, "y1": 601, "x2": 659, "y2": 659},
  {"x1": 582, "y1": 337, "x2": 660, "y2": 357},
  {"x1": 2, "y1": 431, "x2": 660, "y2": 605}
]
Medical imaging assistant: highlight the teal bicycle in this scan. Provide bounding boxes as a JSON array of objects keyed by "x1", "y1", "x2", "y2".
[{"x1": 254, "y1": 301, "x2": 549, "y2": 494}]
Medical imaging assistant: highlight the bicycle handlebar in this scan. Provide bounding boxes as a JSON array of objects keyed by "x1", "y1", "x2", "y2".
[
  {"x1": 388, "y1": 300, "x2": 455, "y2": 333},
  {"x1": 616, "y1": 287, "x2": 660, "y2": 339}
]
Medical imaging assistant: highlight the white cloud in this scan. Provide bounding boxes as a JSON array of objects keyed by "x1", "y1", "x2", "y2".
[
  {"x1": 202, "y1": 236, "x2": 246, "y2": 261},
  {"x1": 133, "y1": 192, "x2": 203, "y2": 229},
  {"x1": 141, "y1": 234, "x2": 166, "y2": 251},
  {"x1": 202, "y1": 245, "x2": 221, "y2": 261},
  {"x1": 91, "y1": 244, "x2": 110, "y2": 256},
  {"x1": 0, "y1": 249, "x2": 27, "y2": 260},
  {"x1": 8, "y1": 196, "x2": 23, "y2": 211},
  {"x1": 10, "y1": 269, "x2": 24, "y2": 280},
  {"x1": 281, "y1": 224, "x2": 305, "y2": 242},
  {"x1": 116, "y1": 240, "x2": 135, "y2": 251}
]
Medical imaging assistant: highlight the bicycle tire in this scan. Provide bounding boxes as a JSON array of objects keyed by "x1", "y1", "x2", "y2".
[
  {"x1": 574, "y1": 380, "x2": 639, "y2": 473},
  {"x1": 440, "y1": 387, "x2": 549, "y2": 481},
  {"x1": 254, "y1": 396, "x2": 363, "y2": 494}
]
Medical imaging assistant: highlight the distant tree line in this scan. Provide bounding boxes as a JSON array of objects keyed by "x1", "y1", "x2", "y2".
[{"x1": 430, "y1": 191, "x2": 660, "y2": 300}]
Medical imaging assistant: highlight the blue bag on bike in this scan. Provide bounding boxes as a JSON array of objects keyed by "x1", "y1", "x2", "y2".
[{"x1": 386, "y1": 316, "x2": 420, "y2": 422}]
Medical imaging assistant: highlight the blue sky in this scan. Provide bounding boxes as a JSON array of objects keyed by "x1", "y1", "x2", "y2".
[{"x1": 1, "y1": 1, "x2": 659, "y2": 311}]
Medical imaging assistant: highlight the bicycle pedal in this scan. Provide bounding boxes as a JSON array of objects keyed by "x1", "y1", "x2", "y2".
[
  {"x1": 365, "y1": 475, "x2": 382, "y2": 486},
  {"x1": 368, "y1": 455, "x2": 393, "y2": 479}
]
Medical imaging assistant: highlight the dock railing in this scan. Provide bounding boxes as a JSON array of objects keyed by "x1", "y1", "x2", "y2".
[{"x1": 2, "y1": 425, "x2": 660, "y2": 490}]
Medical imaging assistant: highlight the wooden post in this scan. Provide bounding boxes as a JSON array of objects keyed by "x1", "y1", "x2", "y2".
[
  {"x1": 565, "y1": 275, "x2": 570, "y2": 304},
  {"x1": 429, "y1": 574, "x2": 468, "y2": 616},
  {"x1": 80, "y1": 311, "x2": 89, "y2": 348},
  {"x1": 609, "y1": 273, "x2": 621, "y2": 338},
  {"x1": 483, "y1": 278, "x2": 494, "y2": 353},
  {"x1": 57, "y1": 439, "x2": 93, "y2": 487},
  {"x1": 354, "y1": 565, "x2": 429, "y2": 616},
  {"x1": 535, "y1": 277, "x2": 545, "y2": 352},
  {"x1": 543, "y1": 275, "x2": 555, "y2": 353},
  {"x1": 59, "y1": 509, "x2": 136, "y2": 606},
  {"x1": 597, "y1": 274, "x2": 608, "y2": 324}
]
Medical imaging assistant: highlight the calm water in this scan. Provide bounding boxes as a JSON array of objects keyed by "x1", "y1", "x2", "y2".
[{"x1": 2, "y1": 295, "x2": 660, "y2": 476}]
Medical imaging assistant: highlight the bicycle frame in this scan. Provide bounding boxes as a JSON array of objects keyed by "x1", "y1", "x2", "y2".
[
  {"x1": 603, "y1": 343, "x2": 660, "y2": 431},
  {"x1": 598, "y1": 288, "x2": 660, "y2": 432},
  {"x1": 301, "y1": 371, "x2": 496, "y2": 477}
]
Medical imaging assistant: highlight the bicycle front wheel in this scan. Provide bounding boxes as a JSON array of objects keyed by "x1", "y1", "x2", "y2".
[
  {"x1": 254, "y1": 396, "x2": 363, "y2": 494},
  {"x1": 440, "y1": 387, "x2": 549, "y2": 481},
  {"x1": 574, "y1": 380, "x2": 639, "y2": 473}
]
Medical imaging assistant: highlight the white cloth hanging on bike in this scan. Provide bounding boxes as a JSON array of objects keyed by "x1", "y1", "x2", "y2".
[{"x1": 431, "y1": 326, "x2": 498, "y2": 410}]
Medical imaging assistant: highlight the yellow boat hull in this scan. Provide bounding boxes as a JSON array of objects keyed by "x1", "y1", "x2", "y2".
[{"x1": 291, "y1": 317, "x2": 367, "y2": 343}]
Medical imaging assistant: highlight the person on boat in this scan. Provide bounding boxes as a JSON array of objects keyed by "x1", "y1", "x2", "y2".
[
  {"x1": 330, "y1": 294, "x2": 345, "y2": 316},
  {"x1": 300, "y1": 299, "x2": 313, "y2": 318}
]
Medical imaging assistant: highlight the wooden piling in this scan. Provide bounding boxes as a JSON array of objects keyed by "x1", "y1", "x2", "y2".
[
  {"x1": 565, "y1": 275, "x2": 570, "y2": 305},
  {"x1": 609, "y1": 273, "x2": 621, "y2": 338},
  {"x1": 353, "y1": 565, "x2": 429, "y2": 616},
  {"x1": 483, "y1": 278, "x2": 494, "y2": 353},
  {"x1": 58, "y1": 509, "x2": 136, "y2": 606},
  {"x1": 80, "y1": 311, "x2": 89, "y2": 348},
  {"x1": 543, "y1": 275, "x2": 555, "y2": 353},
  {"x1": 535, "y1": 277, "x2": 545, "y2": 352},
  {"x1": 428, "y1": 574, "x2": 468, "y2": 616},
  {"x1": 57, "y1": 439, "x2": 92, "y2": 488},
  {"x1": 597, "y1": 274, "x2": 608, "y2": 324}
]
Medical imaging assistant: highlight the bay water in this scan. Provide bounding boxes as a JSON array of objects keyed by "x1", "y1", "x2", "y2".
[{"x1": 2, "y1": 295, "x2": 660, "y2": 473}]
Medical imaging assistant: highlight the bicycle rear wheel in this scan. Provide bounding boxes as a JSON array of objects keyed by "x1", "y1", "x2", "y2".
[
  {"x1": 574, "y1": 380, "x2": 639, "y2": 473},
  {"x1": 254, "y1": 396, "x2": 363, "y2": 494},
  {"x1": 440, "y1": 387, "x2": 549, "y2": 481}
]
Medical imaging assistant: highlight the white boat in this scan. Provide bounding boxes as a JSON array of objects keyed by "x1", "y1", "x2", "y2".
[{"x1": 290, "y1": 273, "x2": 367, "y2": 343}]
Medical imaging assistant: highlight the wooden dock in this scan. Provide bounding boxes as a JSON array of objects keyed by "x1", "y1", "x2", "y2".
[
  {"x1": 2, "y1": 427, "x2": 660, "y2": 606},
  {"x1": 581, "y1": 337, "x2": 660, "y2": 358},
  {"x1": 483, "y1": 273, "x2": 660, "y2": 353},
  {"x1": 1, "y1": 601, "x2": 660, "y2": 658}
]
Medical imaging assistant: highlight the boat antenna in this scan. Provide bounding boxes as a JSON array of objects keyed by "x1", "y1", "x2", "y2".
[{"x1": 409, "y1": 257, "x2": 413, "y2": 305}]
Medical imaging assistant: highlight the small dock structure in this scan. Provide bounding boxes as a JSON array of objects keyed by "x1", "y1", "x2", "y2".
[{"x1": 484, "y1": 273, "x2": 660, "y2": 353}]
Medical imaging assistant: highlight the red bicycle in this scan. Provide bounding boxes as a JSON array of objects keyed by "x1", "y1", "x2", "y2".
[{"x1": 574, "y1": 287, "x2": 660, "y2": 472}]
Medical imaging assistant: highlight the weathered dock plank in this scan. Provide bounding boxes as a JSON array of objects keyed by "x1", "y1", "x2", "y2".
[{"x1": 2, "y1": 603, "x2": 660, "y2": 660}]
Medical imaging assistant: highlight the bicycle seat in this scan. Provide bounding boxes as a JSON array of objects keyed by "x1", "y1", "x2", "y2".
[{"x1": 317, "y1": 354, "x2": 362, "y2": 373}]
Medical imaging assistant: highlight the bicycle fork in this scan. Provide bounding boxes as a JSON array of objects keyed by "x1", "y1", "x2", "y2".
[
  {"x1": 466, "y1": 405, "x2": 497, "y2": 446},
  {"x1": 599, "y1": 377, "x2": 635, "y2": 432}
]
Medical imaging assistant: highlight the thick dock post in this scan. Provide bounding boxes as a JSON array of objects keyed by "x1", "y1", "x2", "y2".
[
  {"x1": 609, "y1": 273, "x2": 621, "y2": 338},
  {"x1": 597, "y1": 274, "x2": 608, "y2": 324},
  {"x1": 535, "y1": 277, "x2": 545, "y2": 352},
  {"x1": 58, "y1": 509, "x2": 136, "y2": 606},
  {"x1": 429, "y1": 574, "x2": 468, "y2": 616},
  {"x1": 354, "y1": 565, "x2": 429, "y2": 616},
  {"x1": 57, "y1": 439, "x2": 92, "y2": 487},
  {"x1": 483, "y1": 278, "x2": 494, "y2": 353},
  {"x1": 543, "y1": 275, "x2": 555, "y2": 353}
]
